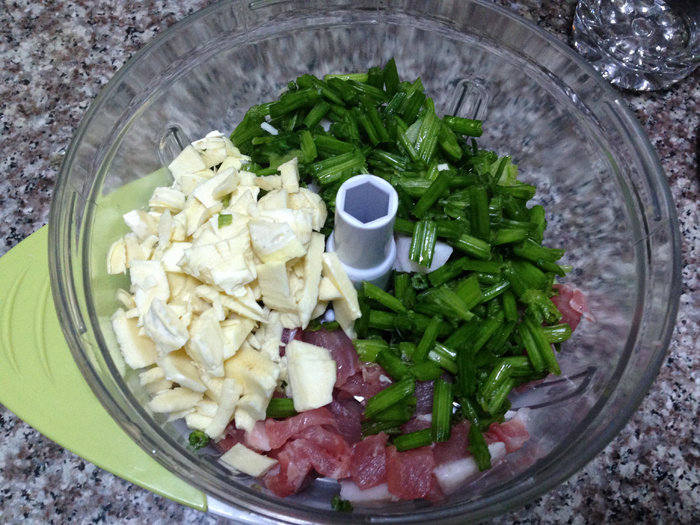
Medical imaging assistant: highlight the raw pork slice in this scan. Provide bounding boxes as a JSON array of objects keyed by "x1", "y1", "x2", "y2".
[
  {"x1": 330, "y1": 397, "x2": 364, "y2": 445},
  {"x1": 432, "y1": 419, "x2": 470, "y2": 466},
  {"x1": 349, "y1": 432, "x2": 389, "y2": 489},
  {"x1": 385, "y1": 445, "x2": 436, "y2": 500},
  {"x1": 551, "y1": 284, "x2": 589, "y2": 331},
  {"x1": 265, "y1": 407, "x2": 337, "y2": 450},
  {"x1": 263, "y1": 440, "x2": 315, "y2": 497},
  {"x1": 484, "y1": 411, "x2": 530, "y2": 453}
]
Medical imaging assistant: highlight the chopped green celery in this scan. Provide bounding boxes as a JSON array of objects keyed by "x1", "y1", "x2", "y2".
[
  {"x1": 326, "y1": 77, "x2": 360, "y2": 105},
  {"x1": 364, "y1": 101, "x2": 391, "y2": 143},
  {"x1": 490, "y1": 155, "x2": 518, "y2": 186},
  {"x1": 470, "y1": 185, "x2": 491, "y2": 241},
  {"x1": 367, "y1": 66, "x2": 384, "y2": 89},
  {"x1": 443, "y1": 115, "x2": 483, "y2": 137},
  {"x1": 393, "y1": 176, "x2": 432, "y2": 198},
  {"x1": 449, "y1": 233, "x2": 491, "y2": 260},
  {"x1": 438, "y1": 121, "x2": 463, "y2": 161},
  {"x1": 396, "y1": 125, "x2": 421, "y2": 163},
  {"x1": 412, "y1": 360, "x2": 444, "y2": 381},
  {"x1": 414, "y1": 107, "x2": 440, "y2": 164},
  {"x1": 517, "y1": 317, "x2": 545, "y2": 372},
  {"x1": 468, "y1": 419, "x2": 491, "y2": 471},
  {"x1": 520, "y1": 289, "x2": 563, "y2": 324},
  {"x1": 355, "y1": 291, "x2": 371, "y2": 339},
  {"x1": 383, "y1": 57, "x2": 400, "y2": 96},
  {"x1": 188, "y1": 430, "x2": 210, "y2": 450},
  {"x1": 492, "y1": 228, "x2": 529, "y2": 245},
  {"x1": 363, "y1": 281, "x2": 408, "y2": 313},
  {"x1": 513, "y1": 238, "x2": 565, "y2": 263},
  {"x1": 488, "y1": 194, "x2": 503, "y2": 222},
  {"x1": 309, "y1": 150, "x2": 366, "y2": 186},
  {"x1": 302, "y1": 100, "x2": 331, "y2": 129},
  {"x1": 417, "y1": 285, "x2": 474, "y2": 322},
  {"x1": 354, "y1": 106, "x2": 380, "y2": 146},
  {"x1": 523, "y1": 315, "x2": 561, "y2": 375},
  {"x1": 218, "y1": 214, "x2": 232, "y2": 228},
  {"x1": 542, "y1": 323, "x2": 572, "y2": 343},
  {"x1": 299, "y1": 129, "x2": 317, "y2": 163},
  {"x1": 413, "y1": 170, "x2": 451, "y2": 219},
  {"x1": 477, "y1": 360, "x2": 512, "y2": 412},
  {"x1": 462, "y1": 260, "x2": 503, "y2": 273},
  {"x1": 393, "y1": 216, "x2": 416, "y2": 235},
  {"x1": 361, "y1": 420, "x2": 404, "y2": 437},
  {"x1": 453, "y1": 274, "x2": 483, "y2": 311},
  {"x1": 413, "y1": 315, "x2": 441, "y2": 362},
  {"x1": 331, "y1": 495, "x2": 353, "y2": 512},
  {"x1": 230, "y1": 102, "x2": 271, "y2": 148},
  {"x1": 348, "y1": 79, "x2": 390, "y2": 103},
  {"x1": 475, "y1": 272, "x2": 501, "y2": 284},
  {"x1": 529, "y1": 204, "x2": 546, "y2": 243},
  {"x1": 365, "y1": 378, "x2": 416, "y2": 419},
  {"x1": 330, "y1": 114, "x2": 361, "y2": 141},
  {"x1": 371, "y1": 396, "x2": 416, "y2": 423},
  {"x1": 393, "y1": 428, "x2": 433, "y2": 451},
  {"x1": 354, "y1": 337, "x2": 389, "y2": 362},
  {"x1": 427, "y1": 344, "x2": 458, "y2": 374},
  {"x1": 377, "y1": 348, "x2": 411, "y2": 381},
  {"x1": 484, "y1": 320, "x2": 517, "y2": 355},
  {"x1": 314, "y1": 134, "x2": 356, "y2": 156},
  {"x1": 409, "y1": 219, "x2": 437, "y2": 268},
  {"x1": 370, "y1": 149, "x2": 410, "y2": 171},
  {"x1": 411, "y1": 272, "x2": 430, "y2": 291},
  {"x1": 479, "y1": 280, "x2": 511, "y2": 303},
  {"x1": 368, "y1": 309, "x2": 396, "y2": 331},
  {"x1": 398, "y1": 88, "x2": 426, "y2": 123},
  {"x1": 324, "y1": 71, "x2": 369, "y2": 82},
  {"x1": 471, "y1": 313, "x2": 505, "y2": 355},
  {"x1": 394, "y1": 272, "x2": 416, "y2": 309},
  {"x1": 269, "y1": 88, "x2": 322, "y2": 119},
  {"x1": 296, "y1": 74, "x2": 345, "y2": 105},
  {"x1": 501, "y1": 194, "x2": 530, "y2": 222},
  {"x1": 499, "y1": 183, "x2": 536, "y2": 200},
  {"x1": 444, "y1": 317, "x2": 480, "y2": 350},
  {"x1": 432, "y1": 378, "x2": 454, "y2": 442},
  {"x1": 434, "y1": 218, "x2": 466, "y2": 239},
  {"x1": 428, "y1": 256, "x2": 468, "y2": 287},
  {"x1": 487, "y1": 377, "x2": 516, "y2": 414},
  {"x1": 266, "y1": 397, "x2": 297, "y2": 419}
]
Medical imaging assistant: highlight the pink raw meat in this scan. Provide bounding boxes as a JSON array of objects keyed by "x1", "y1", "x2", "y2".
[
  {"x1": 265, "y1": 407, "x2": 337, "y2": 450},
  {"x1": 432, "y1": 419, "x2": 470, "y2": 466},
  {"x1": 484, "y1": 415, "x2": 529, "y2": 453},
  {"x1": 330, "y1": 397, "x2": 364, "y2": 445},
  {"x1": 349, "y1": 432, "x2": 389, "y2": 489},
  {"x1": 385, "y1": 445, "x2": 436, "y2": 500},
  {"x1": 551, "y1": 284, "x2": 589, "y2": 331}
]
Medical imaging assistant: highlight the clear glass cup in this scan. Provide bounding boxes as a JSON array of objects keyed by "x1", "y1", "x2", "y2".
[{"x1": 573, "y1": 0, "x2": 700, "y2": 90}]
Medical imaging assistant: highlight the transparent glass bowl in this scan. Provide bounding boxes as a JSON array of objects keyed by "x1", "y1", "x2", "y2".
[{"x1": 48, "y1": 1, "x2": 681, "y2": 522}]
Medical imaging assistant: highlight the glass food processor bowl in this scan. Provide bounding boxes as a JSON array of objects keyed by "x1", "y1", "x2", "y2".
[{"x1": 48, "y1": 0, "x2": 681, "y2": 522}]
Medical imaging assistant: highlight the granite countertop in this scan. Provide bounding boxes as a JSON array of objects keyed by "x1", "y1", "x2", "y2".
[{"x1": 1, "y1": 0, "x2": 698, "y2": 523}]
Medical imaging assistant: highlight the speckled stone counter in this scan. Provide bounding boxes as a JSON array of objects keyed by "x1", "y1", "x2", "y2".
[{"x1": 1, "y1": 1, "x2": 698, "y2": 523}]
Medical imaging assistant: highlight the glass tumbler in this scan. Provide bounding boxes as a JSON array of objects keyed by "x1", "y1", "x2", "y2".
[{"x1": 573, "y1": 0, "x2": 700, "y2": 90}]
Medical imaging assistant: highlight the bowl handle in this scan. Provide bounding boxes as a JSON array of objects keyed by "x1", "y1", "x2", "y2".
[{"x1": 0, "y1": 226, "x2": 207, "y2": 511}]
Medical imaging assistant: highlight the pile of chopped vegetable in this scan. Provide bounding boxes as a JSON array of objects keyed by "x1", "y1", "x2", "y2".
[{"x1": 229, "y1": 58, "x2": 572, "y2": 468}]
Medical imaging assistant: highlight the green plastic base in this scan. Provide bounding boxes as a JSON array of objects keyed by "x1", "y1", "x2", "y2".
[{"x1": 0, "y1": 226, "x2": 207, "y2": 511}]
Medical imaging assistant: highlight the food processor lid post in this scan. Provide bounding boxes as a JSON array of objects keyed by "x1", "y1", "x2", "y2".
[{"x1": 326, "y1": 174, "x2": 398, "y2": 289}]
